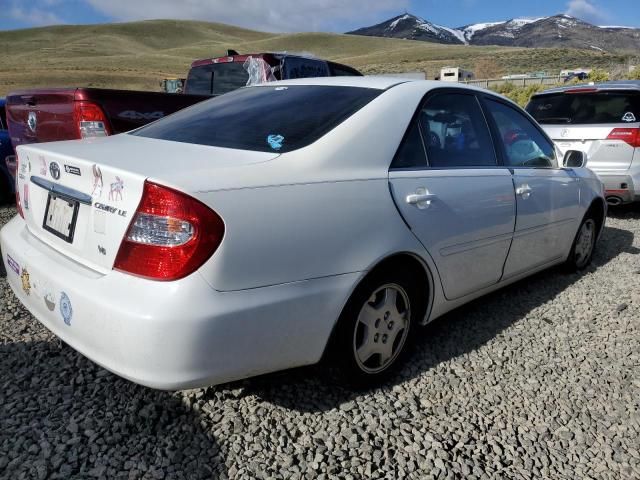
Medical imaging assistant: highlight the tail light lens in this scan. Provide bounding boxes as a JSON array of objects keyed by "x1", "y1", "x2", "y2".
[
  {"x1": 73, "y1": 101, "x2": 111, "y2": 138},
  {"x1": 607, "y1": 128, "x2": 640, "y2": 148},
  {"x1": 114, "y1": 181, "x2": 224, "y2": 281},
  {"x1": 14, "y1": 154, "x2": 24, "y2": 218}
]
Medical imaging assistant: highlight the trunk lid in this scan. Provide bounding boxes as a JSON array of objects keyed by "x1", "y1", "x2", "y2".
[{"x1": 16, "y1": 135, "x2": 279, "y2": 273}]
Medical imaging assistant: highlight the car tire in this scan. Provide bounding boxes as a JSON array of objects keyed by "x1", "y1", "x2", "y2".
[
  {"x1": 332, "y1": 267, "x2": 422, "y2": 387},
  {"x1": 565, "y1": 213, "x2": 597, "y2": 271}
]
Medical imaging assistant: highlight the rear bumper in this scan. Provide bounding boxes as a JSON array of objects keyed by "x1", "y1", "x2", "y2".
[
  {"x1": 593, "y1": 172, "x2": 636, "y2": 204},
  {"x1": 1, "y1": 216, "x2": 356, "y2": 390}
]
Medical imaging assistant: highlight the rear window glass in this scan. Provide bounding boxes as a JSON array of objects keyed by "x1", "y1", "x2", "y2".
[
  {"x1": 526, "y1": 91, "x2": 640, "y2": 124},
  {"x1": 132, "y1": 85, "x2": 381, "y2": 153},
  {"x1": 185, "y1": 63, "x2": 249, "y2": 96}
]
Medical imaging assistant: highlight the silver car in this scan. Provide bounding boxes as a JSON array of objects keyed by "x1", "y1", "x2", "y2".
[
  {"x1": 527, "y1": 81, "x2": 640, "y2": 205},
  {"x1": 1, "y1": 78, "x2": 605, "y2": 389}
]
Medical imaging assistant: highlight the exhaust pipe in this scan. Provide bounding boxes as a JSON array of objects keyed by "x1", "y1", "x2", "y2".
[{"x1": 606, "y1": 196, "x2": 622, "y2": 206}]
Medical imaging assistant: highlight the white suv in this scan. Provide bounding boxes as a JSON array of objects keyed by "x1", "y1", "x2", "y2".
[{"x1": 527, "y1": 81, "x2": 640, "y2": 205}]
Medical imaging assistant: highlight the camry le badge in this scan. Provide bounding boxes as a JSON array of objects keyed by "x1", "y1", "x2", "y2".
[
  {"x1": 49, "y1": 162, "x2": 61, "y2": 180},
  {"x1": 27, "y1": 112, "x2": 37, "y2": 133}
]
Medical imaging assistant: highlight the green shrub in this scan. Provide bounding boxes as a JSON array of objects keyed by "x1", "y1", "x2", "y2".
[
  {"x1": 628, "y1": 67, "x2": 640, "y2": 80},
  {"x1": 490, "y1": 83, "x2": 549, "y2": 107},
  {"x1": 588, "y1": 68, "x2": 610, "y2": 82}
]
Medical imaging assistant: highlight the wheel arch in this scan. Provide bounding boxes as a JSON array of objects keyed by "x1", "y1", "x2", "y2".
[
  {"x1": 586, "y1": 197, "x2": 606, "y2": 240},
  {"x1": 321, "y1": 251, "x2": 435, "y2": 361}
]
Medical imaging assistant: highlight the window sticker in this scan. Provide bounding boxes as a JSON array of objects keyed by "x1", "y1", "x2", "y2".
[
  {"x1": 267, "y1": 134, "x2": 285, "y2": 151},
  {"x1": 622, "y1": 112, "x2": 636, "y2": 123}
]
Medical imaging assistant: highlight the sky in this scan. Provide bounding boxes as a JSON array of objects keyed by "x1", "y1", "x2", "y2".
[{"x1": 0, "y1": 0, "x2": 638, "y2": 32}]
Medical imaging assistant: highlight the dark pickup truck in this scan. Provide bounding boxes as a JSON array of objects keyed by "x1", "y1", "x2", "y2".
[{"x1": 6, "y1": 52, "x2": 361, "y2": 152}]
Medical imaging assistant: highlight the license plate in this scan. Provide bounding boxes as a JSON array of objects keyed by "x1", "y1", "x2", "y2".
[{"x1": 43, "y1": 193, "x2": 79, "y2": 243}]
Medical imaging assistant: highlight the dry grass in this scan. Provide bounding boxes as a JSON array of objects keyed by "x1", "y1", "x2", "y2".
[{"x1": 0, "y1": 19, "x2": 633, "y2": 96}]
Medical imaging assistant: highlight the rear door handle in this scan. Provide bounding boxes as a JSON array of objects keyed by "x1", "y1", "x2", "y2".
[{"x1": 406, "y1": 188, "x2": 437, "y2": 209}]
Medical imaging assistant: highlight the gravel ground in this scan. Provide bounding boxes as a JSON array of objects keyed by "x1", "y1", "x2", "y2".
[{"x1": 1, "y1": 203, "x2": 639, "y2": 480}]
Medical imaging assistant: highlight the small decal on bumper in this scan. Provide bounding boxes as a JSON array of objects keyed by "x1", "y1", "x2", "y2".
[
  {"x1": 60, "y1": 292, "x2": 73, "y2": 325},
  {"x1": 6, "y1": 255, "x2": 20, "y2": 275},
  {"x1": 21, "y1": 268, "x2": 31, "y2": 295}
]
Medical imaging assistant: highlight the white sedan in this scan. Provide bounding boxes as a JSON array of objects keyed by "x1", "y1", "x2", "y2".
[{"x1": 1, "y1": 77, "x2": 605, "y2": 389}]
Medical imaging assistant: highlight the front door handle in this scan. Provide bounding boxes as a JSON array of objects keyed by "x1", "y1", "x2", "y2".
[
  {"x1": 516, "y1": 184, "x2": 532, "y2": 199},
  {"x1": 406, "y1": 187, "x2": 437, "y2": 209}
]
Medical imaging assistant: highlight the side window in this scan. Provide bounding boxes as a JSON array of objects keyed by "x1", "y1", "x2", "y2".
[
  {"x1": 485, "y1": 98, "x2": 557, "y2": 168},
  {"x1": 283, "y1": 58, "x2": 330, "y2": 79},
  {"x1": 391, "y1": 121, "x2": 426, "y2": 169},
  {"x1": 420, "y1": 93, "x2": 497, "y2": 167}
]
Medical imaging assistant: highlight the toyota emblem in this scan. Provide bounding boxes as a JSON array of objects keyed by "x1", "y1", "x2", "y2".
[
  {"x1": 27, "y1": 111, "x2": 37, "y2": 133},
  {"x1": 49, "y1": 162, "x2": 61, "y2": 180},
  {"x1": 561, "y1": 128, "x2": 569, "y2": 138}
]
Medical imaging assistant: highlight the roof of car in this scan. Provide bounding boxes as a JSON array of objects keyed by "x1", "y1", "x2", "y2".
[
  {"x1": 256, "y1": 77, "x2": 510, "y2": 93},
  {"x1": 534, "y1": 80, "x2": 640, "y2": 96}
]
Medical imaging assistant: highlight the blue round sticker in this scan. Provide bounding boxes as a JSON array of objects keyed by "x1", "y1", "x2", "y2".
[{"x1": 60, "y1": 292, "x2": 73, "y2": 325}]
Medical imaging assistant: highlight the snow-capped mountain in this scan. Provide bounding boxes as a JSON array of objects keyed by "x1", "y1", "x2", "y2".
[
  {"x1": 347, "y1": 13, "x2": 640, "y2": 51},
  {"x1": 346, "y1": 14, "x2": 465, "y2": 45}
]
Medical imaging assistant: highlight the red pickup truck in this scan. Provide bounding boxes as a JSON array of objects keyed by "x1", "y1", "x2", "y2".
[{"x1": 6, "y1": 52, "x2": 361, "y2": 152}]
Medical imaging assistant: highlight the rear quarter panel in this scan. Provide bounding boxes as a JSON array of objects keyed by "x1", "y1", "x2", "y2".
[{"x1": 196, "y1": 179, "x2": 428, "y2": 291}]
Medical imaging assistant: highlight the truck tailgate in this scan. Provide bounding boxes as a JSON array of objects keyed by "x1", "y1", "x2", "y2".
[{"x1": 6, "y1": 88, "x2": 209, "y2": 150}]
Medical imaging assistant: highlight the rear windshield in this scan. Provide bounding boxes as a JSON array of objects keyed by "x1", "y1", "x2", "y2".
[
  {"x1": 132, "y1": 85, "x2": 381, "y2": 153},
  {"x1": 526, "y1": 91, "x2": 640, "y2": 124},
  {"x1": 185, "y1": 63, "x2": 249, "y2": 96}
]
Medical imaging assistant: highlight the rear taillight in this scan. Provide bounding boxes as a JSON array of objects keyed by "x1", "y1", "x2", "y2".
[
  {"x1": 73, "y1": 101, "x2": 110, "y2": 138},
  {"x1": 114, "y1": 181, "x2": 224, "y2": 281},
  {"x1": 606, "y1": 128, "x2": 640, "y2": 148},
  {"x1": 14, "y1": 154, "x2": 24, "y2": 218}
]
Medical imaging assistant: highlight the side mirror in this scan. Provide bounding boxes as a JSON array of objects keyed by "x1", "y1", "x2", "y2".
[{"x1": 563, "y1": 150, "x2": 587, "y2": 168}]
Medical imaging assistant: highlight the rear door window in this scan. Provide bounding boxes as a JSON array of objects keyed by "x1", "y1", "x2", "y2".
[
  {"x1": 185, "y1": 63, "x2": 250, "y2": 96},
  {"x1": 392, "y1": 92, "x2": 496, "y2": 169},
  {"x1": 133, "y1": 85, "x2": 381, "y2": 153},
  {"x1": 421, "y1": 93, "x2": 497, "y2": 167},
  {"x1": 527, "y1": 91, "x2": 640, "y2": 125}
]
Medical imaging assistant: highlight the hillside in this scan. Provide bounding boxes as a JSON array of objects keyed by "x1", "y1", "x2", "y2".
[
  {"x1": 349, "y1": 13, "x2": 640, "y2": 52},
  {"x1": 0, "y1": 19, "x2": 634, "y2": 96}
]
